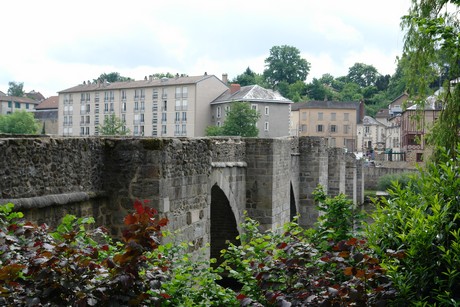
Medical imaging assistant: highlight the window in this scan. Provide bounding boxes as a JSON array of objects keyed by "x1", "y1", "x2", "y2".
[
  {"x1": 162, "y1": 113, "x2": 167, "y2": 123},
  {"x1": 251, "y1": 104, "x2": 258, "y2": 111},
  {"x1": 152, "y1": 113, "x2": 158, "y2": 124},
  {"x1": 26, "y1": 103, "x2": 29, "y2": 109},
  {"x1": 86, "y1": 93, "x2": 90, "y2": 101},
  {"x1": 265, "y1": 106, "x2": 269, "y2": 115},
  {"x1": 317, "y1": 124, "x2": 323, "y2": 132},
  {"x1": 393, "y1": 137, "x2": 399, "y2": 148},
  {"x1": 140, "y1": 113, "x2": 144, "y2": 123},
  {"x1": 301, "y1": 124, "x2": 307, "y2": 132},
  {"x1": 331, "y1": 113, "x2": 336, "y2": 121},
  {"x1": 330, "y1": 125, "x2": 337, "y2": 133},
  {"x1": 175, "y1": 87, "x2": 181, "y2": 99},
  {"x1": 141, "y1": 101, "x2": 145, "y2": 111},
  {"x1": 162, "y1": 100, "x2": 167, "y2": 111},
  {"x1": 217, "y1": 106, "x2": 221, "y2": 118},
  {"x1": 81, "y1": 93, "x2": 85, "y2": 102},
  {"x1": 134, "y1": 114, "x2": 140, "y2": 124},
  {"x1": 7, "y1": 101, "x2": 12, "y2": 108},
  {"x1": 15, "y1": 102, "x2": 20, "y2": 108},
  {"x1": 104, "y1": 103, "x2": 109, "y2": 112},
  {"x1": 134, "y1": 126, "x2": 139, "y2": 135},
  {"x1": 104, "y1": 92, "x2": 109, "y2": 102},
  {"x1": 121, "y1": 114, "x2": 126, "y2": 124},
  {"x1": 318, "y1": 112, "x2": 323, "y2": 120},
  {"x1": 182, "y1": 124, "x2": 186, "y2": 135},
  {"x1": 225, "y1": 105, "x2": 231, "y2": 113},
  {"x1": 182, "y1": 87, "x2": 188, "y2": 98},
  {"x1": 162, "y1": 88, "x2": 167, "y2": 99},
  {"x1": 217, "y1": 121, "x2": 221, "y2": 127},
  {"x1": 161, "y1": 125, "x2": 167, "y2": 135},
  {"x1": 86, "y1": 116, "x2": 90, "y2": 124},
  {"x1": 344, "y1": 113, "x2": 349, "y2": 121},
  {"x1": 416, "y1": 153, "x2": 423, "y2": 162},
  {"x1": 86, "y1": 104, "x2": 90, "y2": 113},
  {"x1": 182, "y1": 112, "x2": 187, "y2": 122},
  {"x1": 140, "y1": 89, "x2": 145, "y2": 99},
  {"x1": 182, "y1": 100, "x2": 188, "y2": 110},
  {"x1": 121, "y1": 90, "x2": 127, "y2": 100},
  {"x1": 134, "y1": 101, "x2": 139, "y2": 111},
  {"x1": 80, "y1": 127, "x2": 85, "y2": 135},
  {"x1": 110, "y1": 103, "x2": 114, "y2": 112},
  {"x1": 343, "y1": 125, "x2": 350, "y2": 134},
  {"x1": 122, "y1": 102, "x2": 127, "y2": 112},
  {"x1": 365, "y1": 126, "x2": 370, "y2": 134},
  {"x1": 175, "y1": 112, "x2": 180, "y2": 123},
  {"x1": 85, "y1": 127, "x2": 90, "y2": 135},
  {"x1": 264, "y1": 121, "x2": 269, "y2": 131},
  {"x1": 175, "y1": 100, "x2": 181, "y2": 110},
  {"x1": 134, "y1": 89, "x2": 140, "y2": 100},
  {"x1": 175, "y1": 124, "x2": 180, "y2": 136}
]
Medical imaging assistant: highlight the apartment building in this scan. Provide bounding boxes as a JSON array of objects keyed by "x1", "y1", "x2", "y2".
[
  {"x1": 400, "y1": 97, "x2": 441, "y2": 163},
  {"x1": 0, "y1": 95, "x2": 39, "y2": 115},
  {"x1": 210, "y1": 84, "x2": 292, "y2": 137},
  {"x1": 58, "y1": 74, "x2": 228, "y2": 137},
  {"x1": 291, "y1": 101, "x2": 363, "y2": 152}
]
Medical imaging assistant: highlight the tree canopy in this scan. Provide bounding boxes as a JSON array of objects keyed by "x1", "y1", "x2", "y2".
[
  {"x1": 401, "y1": 0, "x2": 460, "y2": 160},
  {"x1": 0, "y1": 111, "x2": 39, "y2": 134},
  {"x1": 94, "y1": 72, "x2": 133, "y2": 83},
  {"x1": 263, "y1": 45, "x2": 311, "y2": 87},
  {"x1": 98, "y1": 114, "x2": 130, "y2": 136},
  {"x1": 206, "y1": 102, "x2": 260, "y2": 137},
  {"x1": 347, "y1": 63, "x2": 380, "y2": 87},
  {"x1": 7, "y1": 82, "x2": 25, "y2": 97}
]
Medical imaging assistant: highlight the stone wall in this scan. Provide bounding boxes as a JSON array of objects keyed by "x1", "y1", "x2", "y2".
[
  {"x1": 0, "y1": 135, "x2": 364, "y2": 253},
  {"x1": 364, "y1": 167, "x2": 417, "y2": 190}
]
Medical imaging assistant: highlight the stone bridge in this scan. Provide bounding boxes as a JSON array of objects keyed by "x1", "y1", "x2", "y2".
[{"x1": 0, "y1": 136, "x2": 363, "y2": 258}]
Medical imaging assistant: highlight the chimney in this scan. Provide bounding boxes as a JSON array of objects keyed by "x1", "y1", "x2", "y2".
[
  {"x1": 230, "y1": 83, "x2": 241, "y2": 94},
  {"x1": 222, "y1": 73, "x2": 228, "y2": 84}
]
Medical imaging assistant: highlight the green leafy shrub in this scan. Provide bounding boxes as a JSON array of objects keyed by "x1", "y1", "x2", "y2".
[
  {"x1": 367, "y1": 146, "x2": 460, "y2": 304},
  {"x1": 0, "y1": 200, "x2": 169, "y2": 306},
  {"x1": 221, "y1": 211, "x2": 396, "y2": 306},
  {"x1": 376, "y1": 172, "x2": 413, "y2": 192}
]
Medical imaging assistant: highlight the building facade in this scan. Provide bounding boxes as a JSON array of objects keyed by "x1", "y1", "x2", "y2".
[
  {"x1": 58, "y1": 75, "x2": 228, "y2": 137},
  {"x1": 291, "y1": 101, "x2": 363, "y2": 152},
  {"x1": 34, "y1": 96, "x2": 59, "y2": 135},
  {"x1": 210, "y1": 84, "x2": 292, "y2": 137},
  {"x1": 0, "y1": 95, "x2": 39, "y2": 115},
  {"x1": 357, "y1": 116, "x2": 387, "y2": 154}
]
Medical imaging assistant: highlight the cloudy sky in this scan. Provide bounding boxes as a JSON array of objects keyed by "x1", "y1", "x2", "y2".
[{"x1": 1, "y1": 0, "x2": 411, "y2": 98}]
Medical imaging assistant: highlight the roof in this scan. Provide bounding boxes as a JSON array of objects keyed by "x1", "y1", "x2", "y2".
[
  {"x1": 211, "y1": 85, "x2": 291, "y2": 104},
  {"x1": 36, "y1": 96, "x2": 58, "y2": 110},
  {"x1": 375, "y1": 108, "x2": 389, "y2": 118},
  {"x1": 362, "y1": 116, "x2": 384, "y2": 126},
  {"x1": 0, "y1": 95, "x2": 39, "y2": 104},
  {"x1": 291, "y1": 100, "x2": 361, "y2": 111},
  {"x1": 26, "y1": 90, "x2": 45, "y2": 101},
  {"x1": 59, "y1": 75, "x2": 220, "y2": 93}
]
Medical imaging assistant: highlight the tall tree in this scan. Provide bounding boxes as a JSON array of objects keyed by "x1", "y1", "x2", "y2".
[
  {"x1": 347, "y1": 63, "x2": 379, "y2": 87},
  {"x1": 206, "y1": 102, "x2": 260, "y2": 137},
  {"x1": 231, "y1": 67, "x2": 268, "y2": 87},
  {"x1": 7, "y1": 82, "x2": 25, "y2": 97},
  {"x1": 94, "y1": 72, "x2": 133, "y2": 83},
  {"x1": 263, "y1": 45, "x2": 311, "y2": 87},
  {"x1": 0, "y1": 111, "x2": 38, "y2": 134},
  {"x1": 401, "y1": 0, "x2": 460, "y2": 160},
  {"x1": 98, "y1": 114, "x2": 130, "y2": 136}
]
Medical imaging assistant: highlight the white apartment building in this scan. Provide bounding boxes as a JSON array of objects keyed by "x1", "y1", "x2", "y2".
[{"x1": 58, "y1": 74, "x2": 228, "y2": 137}]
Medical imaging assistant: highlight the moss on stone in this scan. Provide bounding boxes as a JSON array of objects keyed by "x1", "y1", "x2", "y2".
[{"x1": 140, "y1": 138, "x2": 164, "y2": 151}]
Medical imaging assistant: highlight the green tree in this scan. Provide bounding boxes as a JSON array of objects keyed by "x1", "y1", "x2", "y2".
[
  {"x1": 263, "y1": 45, "x2": 311, "y2": 87},
  {"x1": 0, "y1": 111, "x2": 38, "y2": 134},
  {"x1": 367, "y1": 146, "x2": 460, "y2": 304},
  {"x1": 7, "y1": 81, "x2": 25, "y2": 97},
  {"x1": 94, "y1": 72, "x2": 133, "y2": 83},
  {"x1": 98, "y1": 114, "x2": 130, "y2": 136},
  {"x1": 207, "y1": 102, "x2": 260, "y2": 137},
  {"x1": 401, "y1": 0, "x2": 460, "y2": 160},
  {"x1": 347, "y1": 63, "x2": 379, "y2": 87},
  {"x1": 231, "y1": 67, "x2": 268, "y2": 87}
]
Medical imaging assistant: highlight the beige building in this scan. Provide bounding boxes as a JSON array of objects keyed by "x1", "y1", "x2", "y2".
[
  {"x1": 58, "y1": 74, "x2": 228, "y2": 137},
  {"x1": 0, "y1": 95, "x2": 39, "y2": 115},
  {"x1": 291, "y1": 101, "x2": 363, "y2": 152},
  {"x1": 34, "y1": 96, "x2": 59, "y2": 135}
]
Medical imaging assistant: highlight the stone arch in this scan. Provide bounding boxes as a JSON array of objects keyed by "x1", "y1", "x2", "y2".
[{"x1": 210, "y1": 184, "x2": 240, "y2": 262}]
